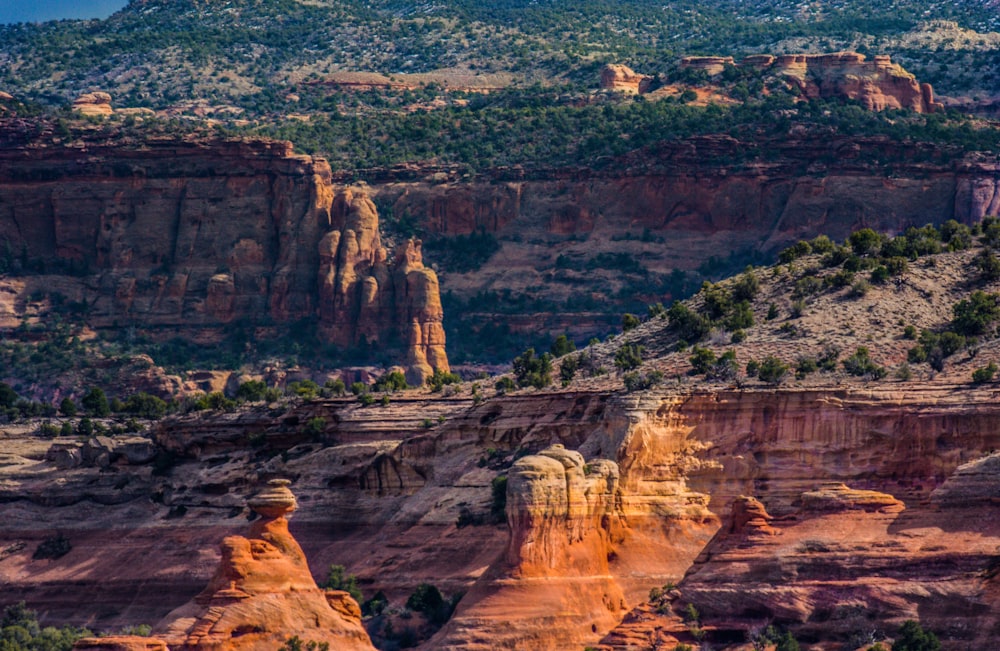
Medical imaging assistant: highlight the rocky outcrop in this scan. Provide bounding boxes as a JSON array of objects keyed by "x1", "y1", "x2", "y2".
[
  {"x1": 155, "y1": 479, "x2": 375, "y2": 651},
  {"x1": 679, "y1": 56, "x2": 736, "y2": 76},
  {"x1": 428, "y1": 445, "x2": 629, "y2": 649},
  {"x1": 599, "y1": 64, "x2": 652, "y2": 94},
  {"x1": 679, "y1": 51, "x2": 941, "y2": 112},
  {"x1": 318, "y1": 189, "x2": 448, "y2": 385},
  {"x1": 72, "y1": 92, "x2": 114, "y2": 117},
  {"x1": 0, "y1": 136, "x2": 448, "y2": 381}
]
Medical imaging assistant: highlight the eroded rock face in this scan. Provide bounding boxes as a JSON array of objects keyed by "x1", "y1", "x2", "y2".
[
  {"x1": 0, "y1": 138, "x2": 448, "y2": 381},
  {"x1": 155, "y1": 479, "x2": 375, "y2": 651},
  {"x1": 317, "y1": 188, "x2": 449, "y2": 385},
  {"x1": 72, "y1": 92, "x2": 113, "y2": 117},
  {"x1": 428, "y1": 444, "x2": 627, "y2": 650},
  {"x1": 678, "y1": 52, "x2": 940, "y2": 112},
  {"x1": 599, "y1": 64, "x2": 652, "y2": 94}
]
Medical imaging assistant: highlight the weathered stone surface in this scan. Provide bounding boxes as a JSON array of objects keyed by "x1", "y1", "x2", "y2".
[
  {"x1": 599, "y1": 64, "x2": 652, "y2": 94},
  {"x1": 72, "y1": 92, "x2": 113, "y2": 117},
  {"x1": 74, "y1": 637, "x2": 168, "y2": 651},
  {"x1": 678, "y1": 51, "x2": 940, "y2": 112},
  {"x1": 156, "y1": 479, "x2": 375, "y2": 651},
  {"x1": 0, "y1": 138, "x2": 448, "y2": 382},
  {"x1": 317, "y1": 188, "x2": 449, "y2": 385}
]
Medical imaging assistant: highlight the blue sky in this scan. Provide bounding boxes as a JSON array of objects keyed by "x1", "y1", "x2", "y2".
[{"x1": 0, "y1": 0, "x2": 128, "y2": 24}]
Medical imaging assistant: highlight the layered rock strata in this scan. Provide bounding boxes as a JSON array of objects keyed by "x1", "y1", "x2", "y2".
[
  {"x1": 599, "y1": 64, "x2": 653, "y2": 94},
  {"x1": 6, "y1": 385, "x2": 1000, "y2": 648},
  {"x1": 0, "y1": 137, "x2": 447, "y2": 381},
  {"x1": 678, "y1": 51, "x2": 941, "y2": 112},
  {"x1": 71, "y1": 479, "x2": 375, "y2": 651}
]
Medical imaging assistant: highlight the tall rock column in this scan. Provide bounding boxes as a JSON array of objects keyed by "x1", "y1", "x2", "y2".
[{"x1": 317, "y1": 187, "x2": 448, "y2": 384}]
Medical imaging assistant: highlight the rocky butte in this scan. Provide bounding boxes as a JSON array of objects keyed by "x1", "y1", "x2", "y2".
[
  {"x1": 677, "y1": 51, "x2": 942, "y2": 113},
  {"x1": 0, "y1": 136, "x2": 447, "y2": 384}
]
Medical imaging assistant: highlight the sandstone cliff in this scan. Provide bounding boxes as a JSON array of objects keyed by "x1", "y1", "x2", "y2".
[
  {"x1": 599, "y1": 64, "x2": 652, "y2": 94},
  {"x1": 678, "y1": 51, "x2": 942, "y2": 112},
  {"x1": 0, "y1": 136, "x2": 448, "y2": 382},
  {"x1": 5, "y1": 384, "x2": 1000, "y2": 648}
]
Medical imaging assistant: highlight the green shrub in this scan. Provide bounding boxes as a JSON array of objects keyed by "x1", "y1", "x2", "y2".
[
  {"x1": 778, "y1": 240, "x2": 812, "y2": 263},
  {"x1": 512, "y1": 348, "x2": 553, "y2": 389},
  {"x1": 903, "y1": 325, "x2": 918, "y2": 339},
  {"x1": 647, "y1": 303, "x2": 667, "y2": 319},
  {"x1": 896, "y1": 362, "x2": 914, "y2": 381},
  {"x1": 809, "y1": 235, "x2": 835, "y2": 254},
  {"x1": 973, "y1": 248, "x2": 1000, "y2": 281},
  {"x1": 885, "y1": 256, "x2": 909, "y2": 276},
  {"x1": 732, "y1": 268, "x2": 760, "y2": 302},
  {"x1": 700, "y1": 281, "x2": 734, "y2": 320},
  {"x1": 893, "y1": 620, "x2": 940, "y2": 651},
  {"x1": 123, "y1": 392, "x2": 168, "y2": 419},
  {"x1": 349, "y1": 382, "x2": 367, "y2": 396},
  {"x1": 288, "y1": 380, "x2": 320, "y2": 399},
  {"x1": 725, "y1": 300, "x2": 754, "y2": 330},
  {"x1": 550, "y1": 334, "x2": 576, "y2": 357},
  {"x1": 973, "y1": 362, "x2": 998, "y2": 384},
  {"x1": 621, "y1": 313, "x2": 641, "y2": 332},
  {"x1": 320, "y1": 565, "x2": 362, "y2": 603},
  {"x1": 870, "y1": 265, "x2": 890, "y2": 284},
  {"x1": 427, "y1": 369, "x2": 461, "y2": 392},
  {"x1": 81, "y1": 387, "x2": 109, "y2": 417},
  {"x1": 667, "y1": 302, "x2": 711, "y2": 342},
  {"x1": 491, "y1": 475, "x2": 508, "y2": 522},
  {"x1": 842, "y1": 347, "x2": 887, "y2": 379},
  {"x1": 323, "y1": 378, "x2": 346, "y2": 396},
  {"x1": 495, "y1": 376, "x2": 516, "y2": 393},
  {"x1": 374, "y1": 370, "x2": 408, "y2": 393},
  {"x1": 689, "y1": 346, "x2": 717, "y2": 374},
  {"x1": 236, "y1": 380, "x2": 268, "y2": 402},
  {"x1": 849, "y1": 228, "x2": 883, "y2": 256},
  {"x1": 406, "y1": 583, "x2": 456, "y2": 626},
  {"x1": 795, "y1": 357, "x2": 818, "y2": 379},
  {"x1": 766, "y1": 303, "x2": 779, "y2": 320},
  {"x1": 559, "y1": 354, "x2": 580, "y2": 386},
  {"x1": 358, "y1": 393, "x2": 376, "y2": 406},
  {"x1": 58, "y1": 398, "x2": 77, "y2": 417},
  {"x1": 304, "y1": 417, "x2": 326, "y2": 436},
  {"x1": 706, "y1": 350, "x2": 739, "y2": 382},
  {"x1": 731, "y1": 329, "x2": 746, "y2": 343},
  {"x1": 623, "y1": 370, "x2": 665, "y2": 391},
  {"x1": 757, "y1": 356, "x2": 788, "y2": 384},
  {"x1": 952, "y1": 291, "x2": 1000, "y2": 336},
  {"x1": 828, "y1": 269, "x2": 855, "y2": 288},
  {"x1": 614, "y1": 344, "x2": 644, "y2": 371}
]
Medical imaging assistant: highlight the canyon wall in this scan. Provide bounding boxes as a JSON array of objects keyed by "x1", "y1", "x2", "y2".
[
  {"x1": 5, "y1": 385, "x2": 1000, "y2": 647},
  {"x1": 0, "y1": 137, "x2": 447, "y2": 381},
  {"x1": 368, "y1": 137, "x2": 1000, "y2": 343},
  {"x1": 679, "y1": 51, "x2": 940, "y2": 112}
]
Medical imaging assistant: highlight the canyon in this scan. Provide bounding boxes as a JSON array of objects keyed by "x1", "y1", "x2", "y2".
[
  {"x1": 3, "y1": 383, "x2": 1000, "y2": 649},
  {"x1": 0, "y1": 135, "x2": 447, "y2": 384},
  {"x1": 6, "y1": 128, "x2": 1000, "y2": 362}
]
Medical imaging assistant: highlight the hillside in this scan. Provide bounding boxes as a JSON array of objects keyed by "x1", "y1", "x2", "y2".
[{"x1": 3, "y1": 0, "x2": 1000, "y2": 112}]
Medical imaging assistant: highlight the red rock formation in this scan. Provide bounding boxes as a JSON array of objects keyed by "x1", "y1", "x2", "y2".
[
  {"x1": 317, "y1": 188, "x2": 449, "y2": 385},
  {"x1": 428, "y1": 444, "x2": 628, "y2": 649},
  {"x1": 769, "y1": 52, "x2": 942, "y2": 113},
  {"x1": 0, "y1": 137, "x2": 448, "y2": 381},
  {"x1": 675, "y1": 52, "x2": 940, "y2": 113},
  {"x1": 679, "y1": 56, "x2": 736, "y2": 76},
  {"x1": 155, "y1": 479, "x2": 376, "y2": 651},
  {"x1": 72, "y1": 92, "x2": 114, "y2": 117},
  {"x1": 599, "y1": 64, "x2": 652, "y2": 94}
]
